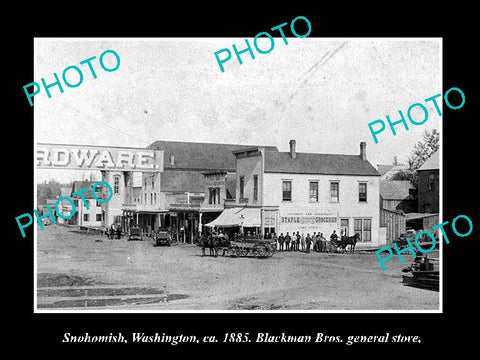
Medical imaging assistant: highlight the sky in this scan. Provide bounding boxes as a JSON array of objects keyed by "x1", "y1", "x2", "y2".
[{"x1": 34, "y1": 38, "x2": 441, "y2": 183}]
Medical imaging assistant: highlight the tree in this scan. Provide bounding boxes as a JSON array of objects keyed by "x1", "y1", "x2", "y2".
[
  {"x1": 408, "y1": 129, "x2": 439, "y2": 171},
  {"x1": 36, "y1": 180, "x2": 72, "y2": 205},
  {"x1": 390, "y1": 129, "x2": 439, "y2": 187}
]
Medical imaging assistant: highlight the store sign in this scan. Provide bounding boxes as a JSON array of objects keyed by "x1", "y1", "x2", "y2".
[
  {"x1": 279, "y1": 211, "x2": 338, "y2": 232},
  {"x1": 280, "y1": 214, "x2": 337, "y2": 224},
  {"x1": 36, "y1": 143, "x2": 163, "y2": 172},
  {"x1": 263, "y1": 210, "x2": 276, "y2": 227}
]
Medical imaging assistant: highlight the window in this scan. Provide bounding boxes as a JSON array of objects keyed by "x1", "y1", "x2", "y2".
[
  {"x1": 154, "y1": 193, "x2": 157, "y2": 204},
  {"x1": 96, "y1": 214, "x2": 102, "y2": 222},
  {"x1": 144, "y1": 193, "x2": 147, "y2": 204},
  {"x1": 309, "y1": 181, "x2": 318, "y2": 202},
  {"x1": 96, "y1": 201, "x2": 101, "y2": 207},
  {"x1": 253, "y1": 175, "x2": 258, "y2": 201},
  {"x1": 354, "y1": 218, "x2": 362, "y2": 241},
  {"x1": 83, "y1": 214, "x2": 90, "y2": 222},
  {"x1": 359, "y1": 182, "x2": 367, "y2": 202},
  {"x1": 114, "y1": 176, "x2": 120, "y2": 194},
  {"x1": 330, "y1": 182, "x2": 339, "y2": 202},
  {"x1": 363, "y1": 219, "x2": 372, "y2": 242},
  {"x1": 239, "y1": 176, "x2": 245, "y2": 199},
  {"x1": 282, "y1": 181, "x2": 292, "y2": 201},
  {"x1": 151, "y1": 193, "x2": 153, "y2": 204},
  {"x1": 354, "y1": 218, "x2": 372, "y2": 242},
  {"x1": 424, "y1": 203, "x2": 431, "y2": 213},
  {"x1": 428, "y1": 173, "x2": 435, "y2": 191},
  {"x1": 340, "y1": 218, "x2": 349, "y2": 236},
  {"x1": 152, "y1": 176, "x2": 155, "y2": 189},
  {"x1": 209, "y1": 188, "x2": 220, "y2": 204}
]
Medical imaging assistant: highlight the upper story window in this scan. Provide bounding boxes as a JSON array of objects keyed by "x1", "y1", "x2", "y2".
[
  {"x1": 359, "y1": 182, "x2": 367, "y2": 202},
  {"x1": 209, "y1": 187, "x2": 221, "y2": 205},
  {"x1": 253, "y1": 175, "x2": 258, "y2": 201},
  {"x1": 330, "y1": 181, "x2": 339, "y2": 202},
  {"x1": 309, "y1": 181, "x2": 318, "y2": 202},
  {"x1": 114, "y1": 176, "x2": 120, "y2": 194},
  {"x1": 239, "y1": 176, "x2": 245, "y2": 199},
  {"x1": 282, "y1": 180, "x2": 292, "y2": 201},
  {"x1": 428, "y1": 173, "x2": 435, "y2": 191}
]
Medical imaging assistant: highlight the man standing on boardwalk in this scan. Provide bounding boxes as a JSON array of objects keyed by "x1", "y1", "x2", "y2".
[
  {"x1": 285, "y1": 232, "x2": 291, "y2": 251},
  {"x1": 278, "y1": 233, "x2": 285, "y2": 251},
  {"x1": 305, "y1": 233, "x2": 312, "y2": 253}
]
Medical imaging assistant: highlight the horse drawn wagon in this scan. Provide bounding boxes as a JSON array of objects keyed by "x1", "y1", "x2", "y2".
[{"x1": 198, "y1": 234, "x2": 276, "y2": 258}]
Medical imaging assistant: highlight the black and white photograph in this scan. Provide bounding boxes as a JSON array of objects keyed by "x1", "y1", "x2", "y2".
[{"x1": 33, "y1": 37, "x2": 441, "y2": 312}]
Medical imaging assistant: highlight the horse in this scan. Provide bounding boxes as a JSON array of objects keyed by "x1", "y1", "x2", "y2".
[
  {"x1": 198, "y1": 235, "x2": 230, "y2": 257},
  {"x1": 335, "y1": 233, "x2": 360, "y2": 253}
]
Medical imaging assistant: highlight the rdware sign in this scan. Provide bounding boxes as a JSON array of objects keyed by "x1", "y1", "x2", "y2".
[{"x1": 36, "y1": 143, "x2": 164, "y2": 172}]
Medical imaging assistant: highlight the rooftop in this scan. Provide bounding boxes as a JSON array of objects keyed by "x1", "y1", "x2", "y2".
[
  {"x1": 71, "y1": 181, "x2": 100, "y2": 199},
  {"x1": 148, "y1": 140, "x2": 278, "y2": 172},
  {"x1": 418, "y1": 151, "x2": 439, "y2": 171},
  {"x1": 263, "y1": 151, "x2": 380, "y2": 176},
  {"x1": 380, "y1": 180, "x2": 415, "y2": 200},
  {"x1": 161, "y1": 171, "x2": 206, "y2": 193}
]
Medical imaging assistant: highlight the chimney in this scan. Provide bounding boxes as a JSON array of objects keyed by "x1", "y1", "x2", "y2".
[
  {"x1": 169, "y1": 154, "x2": 175, "y2": 165},
  {"x1": 360, "y1": 142, "x2": 366, "y2": 160},
  {"x1": 289, "y1": 139, "x2": 296, "y2": 159}
]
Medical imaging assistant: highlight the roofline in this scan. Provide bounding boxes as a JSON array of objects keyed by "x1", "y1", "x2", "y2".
[
  {"x1": 417, "y1": 168, "x2": 439, "y2": 171},
  {"x1": 149, "y1": 140, "x2": 278, "y2": 149},
  {"x1": 163, "y1": 166, "x2": 236, "y2": 172},
  {"x1": 264, "y1": 170, "x2": 380, "y2": 176}
]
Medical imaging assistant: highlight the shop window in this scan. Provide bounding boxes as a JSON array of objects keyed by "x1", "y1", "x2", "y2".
[
  {"x1": 354, "y1": 218, "x2": 372, "y2": 242},
  {"x1": 340, "y1": 218, "x2": 349, "y2": 236}
]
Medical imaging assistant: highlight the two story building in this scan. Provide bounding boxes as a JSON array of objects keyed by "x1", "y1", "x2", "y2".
[{"x1": 207, "y1": 140, "x2": 384, "y2": 248}]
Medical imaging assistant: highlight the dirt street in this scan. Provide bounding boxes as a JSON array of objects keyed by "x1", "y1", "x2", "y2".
[{"x1": 36, "y1": 226, "x2": 440, "y2": 311}]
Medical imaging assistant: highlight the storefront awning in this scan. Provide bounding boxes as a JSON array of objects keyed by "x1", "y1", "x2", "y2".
[{"x1": 205, "y1": 207, "x2": 261, "y2": 228}]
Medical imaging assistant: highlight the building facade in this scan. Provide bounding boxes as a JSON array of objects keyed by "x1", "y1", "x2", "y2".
[
  {"x1": 417, "y1": 151, "x2": 440, "y2": 213},
  {"x1": 70, "y1": 181, "x2": 104, "y2": 227},
  {"x1": 221, "y1": 140, "x2": 384, "y2": 248}
]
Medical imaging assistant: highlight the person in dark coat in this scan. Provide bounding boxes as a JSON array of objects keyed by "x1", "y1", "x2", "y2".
[
  {"x1": 305, "y1": 233, "x2": 312, "y2": 253},
  {"x1": 285, "y1": 232, "x2": 291, "y2": 251},
  {"x1": 295, "y1": 232, "x2": 301, "y2": 251},
  {"x1": 278, "y1": 233, "x2": 285, "y2": 251}
]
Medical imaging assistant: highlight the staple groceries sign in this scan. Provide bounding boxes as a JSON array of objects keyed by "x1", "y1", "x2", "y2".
[{"x1": 36, "y1": 143, "x2": 163, "y2": 172}]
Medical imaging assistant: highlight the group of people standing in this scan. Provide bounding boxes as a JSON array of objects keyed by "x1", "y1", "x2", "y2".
[{"x1": 273, "y1": 231, "x2": 339, "y2": 253}]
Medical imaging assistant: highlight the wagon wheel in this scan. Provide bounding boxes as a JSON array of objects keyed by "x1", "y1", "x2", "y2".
[
  {"x1": 236, "y1": 247, "x2": 249, "y2": 257},
  {"x1": 266, "y1": 245, "x2": 276, "y2": 257},
  {"x1": 253, "y1": 244, "x2": 269, "y2": 258},
  {"x1": 227, "y1": 246, "x2": 238, "y2": 257}
]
